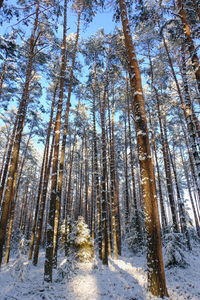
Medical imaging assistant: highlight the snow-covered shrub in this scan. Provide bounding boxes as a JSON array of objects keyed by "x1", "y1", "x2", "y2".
[
  {"x1": 56, "y1": 257, "x2": 76, "y2": 282},
  {"x1": 126, "y1": 209, "x2": 146, "y2": 254},
  {"x1": 11, "y1": 237, "x2": 30, "y2": 281},
  {"x1": 69, "y1": 216, "x2": 94, "y2": 262},
  {"x1": 164, "y1": 231, "x2": 188, "y2": 268},
  {"x1": 187, "y1": 226, "x2": 200, "y2": 245},
  {"x1": 10, "y1": 228, "x2": 24, "y2": 255}
]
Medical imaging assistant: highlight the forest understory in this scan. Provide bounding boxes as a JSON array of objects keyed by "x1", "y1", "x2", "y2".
[{"x1": 1, "y1": 241, "x2": 200, "y2": 300}]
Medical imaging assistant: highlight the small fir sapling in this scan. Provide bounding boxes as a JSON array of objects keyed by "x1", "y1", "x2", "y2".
[
  {"x1": 56, "y1": 217, "x2": 94, "y2": 281},
  {"x1": 70, "y1": 216, "x2": 94, "y2": 262},
  {"x1": 126, "y1": 209, "x2": 146, "y2": 253},
  {"x1": 11, "y1": 236, "x2": 30, "y2": 281},
  {"x1": 164, "y1": 231, "x2": 188, "y2": 268}
]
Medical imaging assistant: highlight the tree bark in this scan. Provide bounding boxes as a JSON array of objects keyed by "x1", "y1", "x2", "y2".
[
  {"x1": 177, "y1": 0, "x2": 200, "y2": 93},
  {"x1": 0, "y1": 0, "x2": 40, "y2": 265},
  {"x1": 119, "y1": 0, "x2": 168, "y2": 296}
]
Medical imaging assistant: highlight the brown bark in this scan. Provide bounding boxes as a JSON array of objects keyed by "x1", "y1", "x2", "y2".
[
  {"x1": 107, "y1": 94, "x2": 120, "y2": 258},
  {"x1": 53, "y1": 11, "x2": 81, "y2": 266},
  {"x1": 124, "y1": 113, "x2": 130, "y2": 231},
  {"x1": 28, "y1": 145, "x2": 46, "y2": 260},
  {"x1": 44, "y1": 0, "x2": 67, "y2": 281},
  {"x1": 100, "y1": 85, "x2": 108, "y2": 265},
  {"x1": 0, "y1": 118, "x2": 17, "y2": 205},
  {"x1": 119, "y1": 0, "x2": 168, "y2": 296},
  {"x1": 92, "y1": 66, "x2": 102, "y2": 259},
  {"x1": 4, "y1": 173, "x2": 17, "y2": 264},
  {"x1": 127, "y1": 80, "x2": 138, "y2": 211},
  {"x1": 177, "y1": 0, "x2": 200, "y2": 93},
  {"x1": 0, "y1": 0, "x2": 40, "y2": 265},
  {"x1": 0, "y1": 60, "x2": 7, "y2": 97},
  {"x1": 84, "y1": 132, "x2": 89, "y2": 224},
  {"x1": 162, "y1": 35, "x2": 200, "y2": 184},
  {"x1": 149, "y1": 113, "x2": 168, "y2": 230},
  {"x1": 33, "y1": 132, "x2": 55, "y2": 266},
  {"x1": 29, "y1": 85, "x2": 57, "y2": 260}
]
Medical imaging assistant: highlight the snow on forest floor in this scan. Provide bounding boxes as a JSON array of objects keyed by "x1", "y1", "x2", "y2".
[{"x1": 0, "y1": 244, "x2": 200, "y2": 300}]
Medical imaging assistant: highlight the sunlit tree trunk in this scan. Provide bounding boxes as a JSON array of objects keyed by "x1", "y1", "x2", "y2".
[
  {"x1": 44, "y1": 0, "x2": 68, "y2": 281},
  {"x1": 162, "y1": 36, "x2": 200, "y2": 185},
  {"x1": 177, "y1": 0, "x2": 200, "y2": 92},
  {"x1": 119, "y1": 0, "x2": 168, "y2": 296},
  {"x1": 0, "y1": 117, "x2": 17, "y2": 205},
  {"x1": 53, "y1": 10, "x2": 81, "y2": 266},
  {"x1": 148, "y1": 112, "x2": 167, "y2": 230},
  {"x1": 0, "y1": 0, "x2": 40, "y2": 265},
  {"x1": 29, "y1": 84, "x2": 57, "y2": 262}
]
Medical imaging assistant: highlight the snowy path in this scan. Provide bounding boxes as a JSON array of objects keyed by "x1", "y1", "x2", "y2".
[{"x1": 0, "y1": 246, "x2": 200, "y2": 300}]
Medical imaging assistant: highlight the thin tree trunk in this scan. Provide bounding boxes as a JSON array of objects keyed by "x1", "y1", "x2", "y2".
[
  {"x1": 162, "y1": 36, "x2": 200, "y2": 185},
  {"x1": 92, "y1": 69, "x2": 102, "y2": 259},
  {"x1": 0, "y1": 118, "x2": 18, "y2": 205},
  {"x1": 180, "y1": 147, "x2": 200, "y2": 236},
  {"x1": 29, "y1": 84, "x2": 57, "y2": 261},
  {"x1": 100, "y1": 85, "x2": 108, "y2": 265},
  {"x1": 53, "y1": 11, "x2": 81, "y2": 267},
  {"x1": 169, "y1": 144, "x2": 191, "y2": 250},
  {"x1": 149, "y1": 113, "x2": 167, "y2": 230},
  {"x1": 107, "y1": 94, "x2": 119, "y2": 258},
  {"x1": 124, "y1": 113, "x2": 130, "y2": 229},
  {"x1": 0, "y1": 60, "x2": 7, "y2": 97}
]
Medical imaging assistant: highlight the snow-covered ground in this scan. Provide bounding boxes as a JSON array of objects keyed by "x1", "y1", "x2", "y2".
[{"x1": 0, "y1": 244, "x2": 200, "y2": 300}]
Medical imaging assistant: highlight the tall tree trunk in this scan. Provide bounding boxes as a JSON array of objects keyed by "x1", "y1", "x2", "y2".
[
  {"x1": 108, "y1": 94, "x2": 120, "y2": 258},
  {"x1": 44, "y1": 0, "x2": 67, "y2": 281},
  {"x1": 84, "y1": 131, "x2": 89, "y2": 224},
  {"x1": 162, "y1": 36, "x2": 200, "y2": 185},
  {"x1": 0, "y1": 133, "x2": 9, "y2": 186},
  {"x1": 53, "y1": 11, "x2": 81, "y2": 266},
  {"x1": 100, "y1": 85, "x2": 108, "y2": 265},
  {"x1": 149, "y1": 112, "x2": 168, "y2": 230},
  {"x1": 0, "y1": 59, "x2": 7, "y2": 97},
  {"x1": 119, "y1": 0, "x2": 168, "y2": 296},
  {"x1": 124, "y1": 113, "x2": 130, "y2": 229},
  {"x1": 180, "y1": 147, "x2": 200, "y2": 236},
  {"x1": 169, "y1": 145, "x2": 191, "y2": 250},
  {"x1": 29, "y1": 84, "x2": 57, "y2": 262},
  {"x1": 0, "y1": 0, "x2": 40, "y2": 265},
  {"x1": 4, "y1": 173, "x2": 17, "y2": 264},
  {"x1": 33, "y1": 132, "x2": 55, "y2": 266},
  {"x1": 148, "y1": 46, "x2": 179, "y2": 232},
  {"x1": 176, "y1": 0, "x2": 200, "y2": 92},
  {"x1": 0, "y1": 118, "x2": 18, "y2": 205},
  {"x1": 92, "y1": 66, "x2": 102, "y2": 259}
]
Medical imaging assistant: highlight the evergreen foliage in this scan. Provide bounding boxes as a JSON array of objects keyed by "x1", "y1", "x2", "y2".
[{"x1": 69, "y1": 216, "x2": 94, "y2": 262}]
